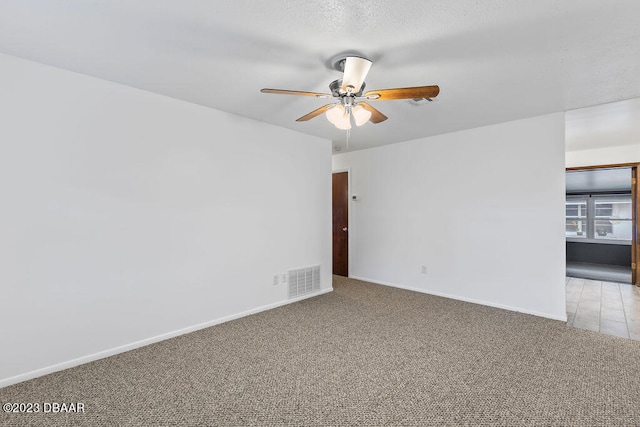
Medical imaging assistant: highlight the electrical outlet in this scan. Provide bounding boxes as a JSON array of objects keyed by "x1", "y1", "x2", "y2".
[
  {"x1": 273, "y1": 275, "x2": 279, "y2": 286},
  {"x1": 421, "y1": 265, "x2": 427, "y2": 274},
  {"x1": 281, "y1": 273, "x2": 287, "y2": 283}
]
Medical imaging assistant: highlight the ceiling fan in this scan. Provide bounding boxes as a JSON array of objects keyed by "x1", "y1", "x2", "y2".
[{"x1": 261, "y1": 55, "x2": 439, "y2": 130}]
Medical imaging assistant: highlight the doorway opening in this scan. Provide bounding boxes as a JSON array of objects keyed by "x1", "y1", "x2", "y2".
[{"x1": 566, "y1": 163, "x2": 640, "y2": 286}]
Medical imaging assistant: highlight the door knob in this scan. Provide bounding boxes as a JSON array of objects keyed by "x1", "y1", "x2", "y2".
[{"x1": 343, "y1": 227, "x2": 348, "y2": 232}]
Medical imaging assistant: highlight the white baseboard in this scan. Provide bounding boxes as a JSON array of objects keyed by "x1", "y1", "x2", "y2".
[
  {"x1": 350, "y1": 275, "x2": 568, "y2": 322},
  {"x1": 0, "y1": 287, "x2": 333, "y2": 389}
]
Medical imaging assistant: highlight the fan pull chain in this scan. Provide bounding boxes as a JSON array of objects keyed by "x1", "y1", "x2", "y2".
[{"x1": 346, "y1": 128, "x2": 350, "y2": 149}]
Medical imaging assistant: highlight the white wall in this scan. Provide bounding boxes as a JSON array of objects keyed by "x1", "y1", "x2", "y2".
[
  {"x1": 333, "y1": 113, "x2": 566, "y2": 320},
  {"x1": 565, "y1": 97, "x2": 640, "y2": 168},
  {"x1": 566, "y1": 144, "x2": 640, "y2": 168},
  {"x1": 0, "y1": 53, "x2": 332, "y2": 387}
]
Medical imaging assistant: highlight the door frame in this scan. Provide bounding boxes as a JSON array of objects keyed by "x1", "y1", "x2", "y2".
[
  {"x1": 332, "y1": 168, "x2": 351, "y2": 277},
  {"x1": 566, "y1": 162, "x2": 640, "y2": 286}
]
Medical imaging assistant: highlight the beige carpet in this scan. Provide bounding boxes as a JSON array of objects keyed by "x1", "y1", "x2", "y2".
[{"x1": 2, "y1": 275, "x2": 640, "y2": 426}]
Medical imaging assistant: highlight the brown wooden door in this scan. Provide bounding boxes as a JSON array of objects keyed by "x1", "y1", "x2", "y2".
[
  {"x1": 332, "y1": 172, "x2": 349, "y2": 276},
  {"x1": 633, "y1": 166, "x2": 638, "y2": 285}
]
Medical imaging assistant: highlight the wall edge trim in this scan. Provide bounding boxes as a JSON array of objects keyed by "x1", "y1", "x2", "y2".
[
  {"x1": 349, "y1": 275, "x2": 567, "y2": 322},
  {"x1": 0, "y1": 287, "x2": 333, "y2": 389}
]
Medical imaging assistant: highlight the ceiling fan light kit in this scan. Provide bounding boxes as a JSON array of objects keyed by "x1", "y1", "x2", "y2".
[
  {"x1": 260, "y1": 53, "x2": 439, "y2": 131},
  {"x1": 325, "y1": 95, "x2": 373, "y2": 130},
  {"x1": 352, "y1": 104, "x2": 372, "y2": 126},
  {"x1": 326, "y1": 104, "x2": 349, "y2": 129}
]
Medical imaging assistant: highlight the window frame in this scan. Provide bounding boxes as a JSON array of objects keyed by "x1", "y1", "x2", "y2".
[
  {"x1": 566, "y1": 194, "x2": 632, "y2": 245},
  {"x1": 565, "y1": 197, "x2": 588, "y2": 239}
]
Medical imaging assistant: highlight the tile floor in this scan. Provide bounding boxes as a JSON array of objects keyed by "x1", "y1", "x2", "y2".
[{"x1": 566, "y1": 277, "x2": 640, "y2": 340}]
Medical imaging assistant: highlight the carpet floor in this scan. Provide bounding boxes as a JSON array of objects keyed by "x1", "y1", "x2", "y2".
[{"x1": 2, "y1": 276, "x2": 640, "y2": 426}]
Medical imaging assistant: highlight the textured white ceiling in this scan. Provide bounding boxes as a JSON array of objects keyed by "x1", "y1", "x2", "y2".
[{"x1": 1, "y1": 0, "x2": 639, "y2": 152}]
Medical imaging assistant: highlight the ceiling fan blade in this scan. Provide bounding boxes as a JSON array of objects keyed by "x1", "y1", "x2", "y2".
[
  {"x1": 341, "y1": 56, "x2": 372, "y2": 94},
  {"x1": 364, "y1": 85, "x2": 440, "y2": 101},
  {"x1": 359, "y1": 102, "x2": 388, "y2": 124},
  {"x1": 296, "y1": 104, "x2": 335, "y2": 122},
  {"x1": 261, "y1": 88, "x2": 332, "y2": 98}
]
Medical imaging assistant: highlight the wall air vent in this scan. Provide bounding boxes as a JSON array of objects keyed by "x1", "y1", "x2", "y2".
[
  {"x1": 288, "y1": 265, "x2": 320, "y2": 299},
  {"x1": 407, "y1": 97, "x2": 435, "y2": 106}
]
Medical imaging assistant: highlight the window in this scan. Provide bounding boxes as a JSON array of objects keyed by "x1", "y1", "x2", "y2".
[
  {"x1": 594, "y1": 198, "x2": 632, "y2": 240},
  {"x1": 565, "y1": 199, "x2": 587, "y2": 238},
  {"x1": 566, "y1": 195, "x2": 632, "y2": 243}
]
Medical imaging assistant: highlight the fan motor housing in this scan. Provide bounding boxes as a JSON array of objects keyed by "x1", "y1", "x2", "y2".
[
  {"x1": 330, "y1": 53, "x2": 370, "y2": 72},
  {"x1": 329, "y1": 79, "x2": 366, "y2": 97}
]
